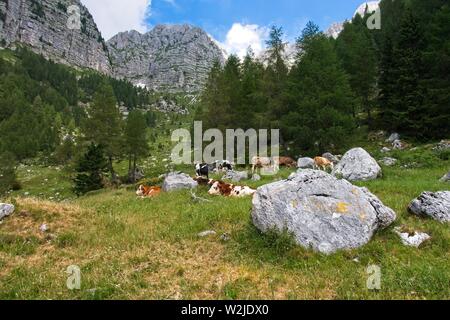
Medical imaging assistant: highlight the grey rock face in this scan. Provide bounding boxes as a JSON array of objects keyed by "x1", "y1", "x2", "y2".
[
  {"x1": 0, "y1": 0, "x2": 111, "y2": 74},
  {"x1": 0, "y1": 203, "x2": 15, "y2": 220},
  {"x1": 222, "y1": 170, "x2": 248, "y2": 182},
  {"x1": 408, "y1": 192, "x2": 450, "y2": 223},
  {"x1": 333, "y1": 148, "x2": 382, "y2": 181},
  {"x1": 298, "y1": 157, "x2": 315, "y2": 169},
  {"x1": 325, "y1": 22, "x2": 344, "y2": 39},
  {"x1": 440, "y1": 172, "x2": 450, "y2": 183},
  {"x1": 107, "y1": 25, "x2": 225, "y2": 92},
  {"x1": 380, "y1": 157, "x2": 398, "y2": 167},
  {"x1": 252, "y1": 170, "x2": 396, "y2": 254},
  {"x1": 162, "y1": 172, "x2": 198, "y2": 192}
]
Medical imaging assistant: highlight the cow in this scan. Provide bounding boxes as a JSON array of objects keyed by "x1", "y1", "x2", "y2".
[
  {"x1": 208, "y1": 181, "x2": 256, "y2": 198},
  {"x1": 273, "y1": 156, "x2": 297, "y2": 168},
  {"x1": 251, "y1": 156, "x2": 272, "y2": 174},
  {"x1": 214, "y1": 160, "x2": 233, "y2": 172},
  {"x1": 194, "y1": 177, "x2": 216, "y2": 186},
  {"x1": 314, "y1": 157, "x2": 334, "y2": 172},
  {"x1": 195, "y1": 163, "x2": 210, "y2": 179},
  {"x1": 136, "y1": 185, "x2": 162, "y2": 198}
]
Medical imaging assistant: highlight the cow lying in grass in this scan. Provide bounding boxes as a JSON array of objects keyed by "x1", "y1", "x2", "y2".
[
  {"x1": 273, "y1": 156, "x2": 297, "y2": 168},
  {"x1": 136, "y1": 185, "x2": 162, "y2": 198},
  {"x1": 208, "y1": 181, "x2": 256, "y2": 198},
  {"x1": 314, "y1": 157, "x2": 334, "y2": 172}
]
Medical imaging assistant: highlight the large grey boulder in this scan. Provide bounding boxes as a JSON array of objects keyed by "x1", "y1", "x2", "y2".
[
  {"x1": 252, "y1": 170, "x2": 396, "y2": 254},
  {"x1": 333, "y1": 148, "x2": 382, "y2": 181},
  {"x1": 162, "y1": 172, "x2": 198, "y2": 192},
  {"x1": 222, "y1": 170, "x2": 248, "y2": 182},
  {"x1": 0, "y1": 203, "x2": 15, "y2": 220},
  {"x1": 408, "y1": 192, "x2": 450, "y2": 223},
  {"x1": 298, "y1": 157, "x2": 315, "y2": 169},
  {"x1": 440, "y1": 172, "x2": 450, "y2": 183}
]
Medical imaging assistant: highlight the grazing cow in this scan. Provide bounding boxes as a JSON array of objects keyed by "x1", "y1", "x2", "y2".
[
  {"x1": 314, "y1": 157, "x2": 334, "y2": 171},
  {"x1": 195, "y1": 163, "x2": 210, "y2": 179},
  {"x1": 214, "y1": 160, "x2": 233, "y2": 172},
  {"x1": 273, "y1": 156, "x2": 297, "y2": 168},
  {"x1": 136, "y1": 185, "x2": 162, "y2": 198},
  {"x1": 208, "y1": 181, "x2": 256, "y2": 198},
  {"x1": 251, "y1": 156, "x2": 272, "y2": 174}
]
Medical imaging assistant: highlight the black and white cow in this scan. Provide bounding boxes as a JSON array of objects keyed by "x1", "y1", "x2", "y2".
[
  {"x1": 216, "y1": 160, "x2": 233, "y2": 172},
  {"x1": 195, "y1": 163, "x2": 210, "y2": 179}
]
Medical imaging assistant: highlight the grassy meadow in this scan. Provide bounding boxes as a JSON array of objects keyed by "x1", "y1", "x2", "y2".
[{"x1": 0, "y1": 131, "x2": 449, "y2": 300}]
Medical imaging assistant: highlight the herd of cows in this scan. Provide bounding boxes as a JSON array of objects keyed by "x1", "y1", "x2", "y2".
[{"x1": 136, "y1": 156, "x2": 336, "y2": 199}]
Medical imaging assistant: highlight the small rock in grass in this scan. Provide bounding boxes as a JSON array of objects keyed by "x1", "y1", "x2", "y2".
[
  {"x1": 251, "y1": 174, "x2": 261, "y2": 181},
  {"x1": 440, "y1": 172, "x2": 450, "y2": 183},
  {"x1": 40, "y1": 224, "x2": 49, "y2": 233},
  {"x1": 0, "y1": 203, "x2": 15, "y2": 220},
  {"x1": 220, "y1": 233, "x2": 231, "y2": 242},
  {"x1": 379, "y1": 157, "x2": 398, "y2": 167},
  {"x1": 394, "y1": 228, "x2": 431, "y2": 248},
  {"x1": 198, "y1": 230, "x2": 217, "y2": 238},
  {"x1": 408, "y1": 191, "x2": 450, "y2": 223}
]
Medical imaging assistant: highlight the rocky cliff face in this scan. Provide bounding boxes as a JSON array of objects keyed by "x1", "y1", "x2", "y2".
[
  {"x1": 0, "y1": 0, "x2": 111, "y2": 74},
  {"x1": 107, "y1": 24, "x2": 225, "y2": 92}
]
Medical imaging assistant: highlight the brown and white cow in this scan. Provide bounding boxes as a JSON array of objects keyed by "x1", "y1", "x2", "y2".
[
  {"x1": 314, "y1": 157, "x2": 334, "y2": 172},
  {"x1": 273, "y1": 156, "x2": 297, "y2": 168},
  {"x1": 251, "y1": 156, "x2": 272, "y2": 174},
  {"x1": 136, "y1": 185, "x2": 162, "y2": 198},
  {"x1": 208, "y1": 181, "x2": 256, "y2": 198}
]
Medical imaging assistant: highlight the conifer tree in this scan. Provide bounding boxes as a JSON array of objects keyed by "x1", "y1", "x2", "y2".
[{"x1": 124, "y1": 110, "x2": 149, "y2": 183}]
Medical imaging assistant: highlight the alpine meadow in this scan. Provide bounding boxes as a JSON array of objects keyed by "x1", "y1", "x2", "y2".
[{"x1": 0, "y1": 0, "x2": 449, "y2": 303}]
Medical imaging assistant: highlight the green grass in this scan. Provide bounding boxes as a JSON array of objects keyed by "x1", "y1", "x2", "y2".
[{"x1": 1, "y1": 134, "x2": 449, "y2": 300}]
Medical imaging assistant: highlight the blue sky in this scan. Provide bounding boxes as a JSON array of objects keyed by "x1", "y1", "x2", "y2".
[
  {"x1": 82, "y1": 0, "x2": 373, "y2": 56},
  {"x1": 148, "y1": 0, "x2": 365, "y2": 41}
]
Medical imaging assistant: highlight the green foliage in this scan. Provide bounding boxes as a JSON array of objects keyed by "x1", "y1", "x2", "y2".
[
  {"x1": 0, "y1": 152, "x2": 18, "y2": 195},
  {"x1": 73, "y1": 144, "x2": 108, "y2": 196},
  {"x1": 282, "y1": 24, "x2": 356, "y2": 155},
  {"x1": 124, "y1": 110, "x2": 149, "y2": 182}
]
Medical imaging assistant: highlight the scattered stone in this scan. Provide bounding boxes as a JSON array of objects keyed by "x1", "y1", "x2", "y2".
[
  {"x1": 332, "y1": 148, "x2": 382, "y2": 181},
  {"x1": 440, "y1": 172, "x2": 450, "y2": 183},
  {"x1": 409, "y1": 192, "x2": 450, "y2": 223},
  {"x1": 222, "y1": 170, "x2": 248, "y2": 182},
  {"x1": 162, "y1": 172, "x2": 198, "y2": 192},
  {"x1": 380, "y1": 157, "x2": 398, "y2": 167},
  {"x1": 394, "y1": 228, "x2": 431, "y2": 248},
  {"x1": 220, "y1": 233, "x2": 231, "y2": 242},
  {"x1": 386, "y1": 133, "x2": 400, "y2": 143},
  {"x1": 392, "y1": 139, "x2": 406, "y2": 150},
  {"x1": 252, "y1": 170, "x2": 396, "y2": 254},
  {"x1": 0, "y1": 203, "x2": 15, "y2": 220},
  {"x1": 297, "y1": 157, "x2": 315, "y2": 169},
  {"x1": 322, "y1": 152, "x2": 340, "y2": 164},
  {"x1": 433, "y1": 140, "x2": 450, "y2": 151},
  {"x1": 251, "y1": 174, "x2": 261, "y2": 182},
  {"x1": 198, "y1": 230, "x2": 217, "y2": 238},
  {"x1": 40, "y1": 224, "x2": 49, "y2": 233},
  {"x1": 381, "y1": 147, "x2": 391, "y2": 153}
]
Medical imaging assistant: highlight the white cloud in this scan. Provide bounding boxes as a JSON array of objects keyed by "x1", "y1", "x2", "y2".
[
  {"x1": 222, "y1": 23, "x2": 268, "y2": 59},
  {"x1": 81, "y1": 0, "x2": 152, "y2": 40}
]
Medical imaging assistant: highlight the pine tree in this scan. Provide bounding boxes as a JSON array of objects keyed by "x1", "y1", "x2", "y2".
[
  {"x1": 282, "y1": 23, "x2": 356, "y2": 155},
  {"x1": 84, "y1": 81, "x2": 123, "y2": 183},
  {"x1": 124, "y1": 110, "x2": 149, "y2": 183},
  {"x1": 336, "y1": 15, "x2": 378, "y2": 122},
  {"x1": 389, "y1": 10, "x2": 425, "y2": 136},
  {"x1": 73, "y1": 144, "x2": 108, "y2": 196},
  {"x1": 264, "y1": 26, "x2": 289, "y2": 126}
]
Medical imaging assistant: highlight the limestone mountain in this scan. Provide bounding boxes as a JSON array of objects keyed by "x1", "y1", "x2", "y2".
[
  {"x1": 107, "y1": 25, "x2": 225, "y2": 92},
  {"x1": 0, "y1": 0, "x2": 111, "y2": 74}
]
